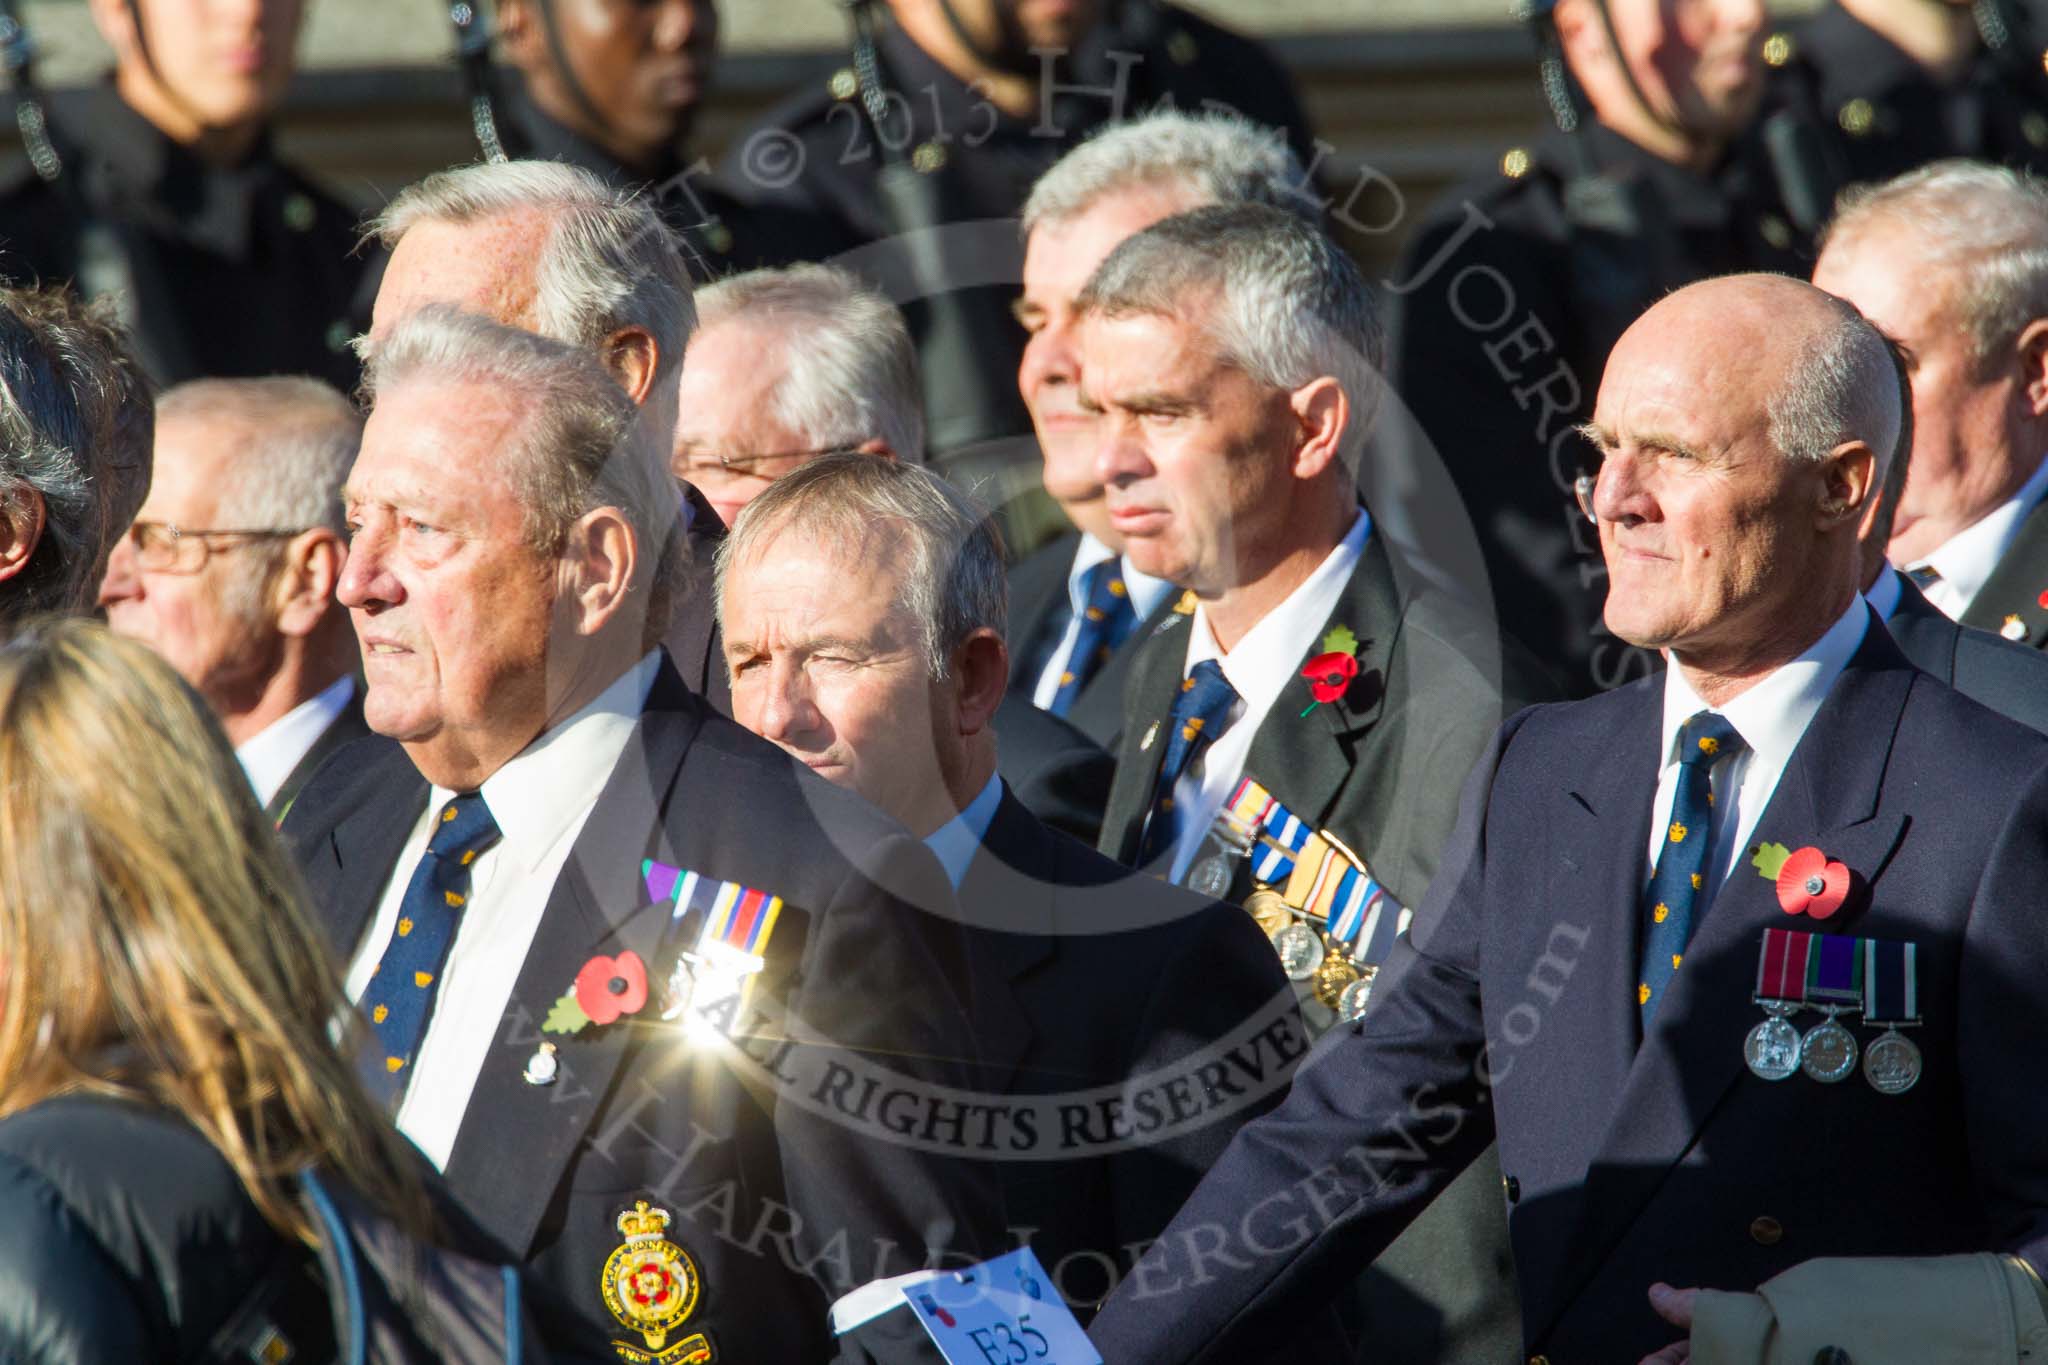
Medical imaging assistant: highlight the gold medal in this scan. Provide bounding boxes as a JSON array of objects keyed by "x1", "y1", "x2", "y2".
[
  {"x1": 1312, "y1": 948, "x2": 1360, "y2": 1009},
  {"x1": 1244, "y1": 888, "x2": 1293, "y2": 937},
  {"x1": 601, "y1": 1201, "x2": 714, "y2": 1364}
]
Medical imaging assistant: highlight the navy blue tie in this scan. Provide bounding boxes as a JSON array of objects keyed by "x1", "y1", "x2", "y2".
[
  {"x1": 1137, "y1": 660, "x2": 1241, "y2": 870},
  {"x1": 1049, "y1": 561, "x2": 1139, "y2": 716},
  {"x1": 1639, "y1": 711, "x2": 1745, "y2": 1026},
  {"x1": 359, "y1": 793, "x2": 502, "y2": 1110}
]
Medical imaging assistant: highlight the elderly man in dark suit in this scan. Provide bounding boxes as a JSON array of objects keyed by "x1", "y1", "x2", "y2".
[
  {"x1": 283, "y1": 307, "x2": 1002, "y2": 1363},
  {"x1": 1089, "y1": 273, "x2": 2048, "y2": 1365},
  {"x1": 713, "y1": 452, "x2": 1313, "y2": 1333}
]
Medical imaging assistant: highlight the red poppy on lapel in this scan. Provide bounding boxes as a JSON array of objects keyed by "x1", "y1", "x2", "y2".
[
  {"x1": 1299, "y1": 624, "x2": 1363, "y2": 715},
  {"x1": 1774, "y1": 846, "x2": 1850, "y2": 920},
  {"x1": 574, "y1": 951, "x2": 649, "y2": 1026}
]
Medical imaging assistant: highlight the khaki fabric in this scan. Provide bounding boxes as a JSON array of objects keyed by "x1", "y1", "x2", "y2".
[{"x1": 1690, "y1": 1254, "x2": 2048, "y2": 1364}]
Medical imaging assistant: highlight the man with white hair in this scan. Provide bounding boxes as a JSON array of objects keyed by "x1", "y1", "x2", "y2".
[
  {"x1": 1082, "y1": 203, "x2": 1550, "y2": 1361},
  {"x1": 99, "y1": 377, "x2": 364, "y2": 819},
  {"x1": 1812, "y1": 160, "x2": 2048, "y2": 648},
  {"x1": 1008, "y1": 111, "x2": 1318, "y2": 748},
  {"x1": 363, "y1": 158, "x2": 729, "y2": 707},
  {"x1": 674, "y1": 261, "x2": 1115, "y2": 842},
  {"x1": 284, "y1": 305, "x2": 1002, "y2": 1363},
  {"x1": 1089, "y1": 272, "x2": 2048, "y2": 1364}
]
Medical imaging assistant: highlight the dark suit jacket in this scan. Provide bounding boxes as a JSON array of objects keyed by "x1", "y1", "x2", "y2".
[
  {"x1": 265, "y1": 679, "x2": 369, "y2": 824},
  {"x1": 1089, "y1": 618, "x2": 2048, "y2": 1364},
  {"x1": 1006, "y1": 531, "x2": 1178, "y2": 749},
  {"x1": 1961, "y1": 493, "x2": 2048, "y2": 650},
  {"x1": 284, "y1": 658, "x2": 1004, "y2": 1363},
  {"x1": 1883, "y1": 569, "x2": 2048, "y2": 733},
  {"x1": 665, "y1": 481, "x2": 731, "y2": 714},
  {"x1": 956, "y1": 788, "x2": 1303, "y2": 1318},
  {"x1": 989, "y1": 697, "x2": 1114, "y2": 847}
]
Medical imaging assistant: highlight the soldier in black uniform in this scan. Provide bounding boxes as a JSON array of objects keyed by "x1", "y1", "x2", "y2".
[
  {"x1": 1387, "y1": 0, "x2": 1805, "y2": 698},
  {"x1": 724, "y1": 0, "x2": 1317, "y2": 516},
  {"x1": 483, "y1": 0, "x2": 849, "y2": 280},
  {"x1": 0, "y1": 0, "x2": 368, "y2": 389},
  {"x1": 1762, "y1": 0, "x2": 2048, "y2": 200}
]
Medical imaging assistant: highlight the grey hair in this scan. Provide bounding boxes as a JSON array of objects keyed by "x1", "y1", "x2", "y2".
[
  {"x1": 157, "y1": 377, "x2": 360, "y2": 535},
  {"x1": 1021, "y1": 109, "x2": 1321, "y2": 238},
  {"x1": 0, "y1": 285, "x2": 153, "y2": 624},
  {"x1": 1823, "y1": 160, "x2": 2048, "y2": 372},
  {"x1": 693, "y1": 264, "x2": 925, "y2": 460},
  {"x1": 365, "y1": 306, "x2": 688, "y2": 647},
  {"x1": 1074, "y1": 203, "x2": 1385, "y2": 458},
  {"x1": 715, "y1": 453, "x2": 1005, "y2": 680},
  {"x1": 368, "y1": 159, "x2": 696, "y2": 368},
  {"x1": 1764, "y1": 294, "x2": 1902, "y2": 485}
]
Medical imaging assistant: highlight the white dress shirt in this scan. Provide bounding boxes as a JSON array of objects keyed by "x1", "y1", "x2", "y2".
[
  {"x1": 236, "y1": 675, "x2": 354, "y2": 808},
  {"x1": 1030, "y1": 533, "x2": 1175, "y2": 709},
  {"x1": 1864, "y1": 563, "x2": 1905, "y2": 622},
  {"x1": 1162, "y1": 509, "x2": 1373, "y2": 883},
  {"x1": 1646, "y1": 598, "x2": 1868, "y2": 909},
  {"x1": 342, "y1": 652, "x2": 661, "y2": 1170},
  {"x1": 1906, "y1": 453, "x2": 2048, "y2": 619},
  {"x1": 921, "y1": 770, "x2": 1004, "y2": 890}
]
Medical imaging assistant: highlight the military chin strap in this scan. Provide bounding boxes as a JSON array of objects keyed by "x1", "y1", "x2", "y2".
[
  {"x1": 0, "y1": 0, "x2": 59, "y2": 181},
  {"x1": 448, "y1": 0, "x2": 507, "y2": 162},
  {"x1": 1972, "y1": 0, "x2": 2048, "y2": 109}
]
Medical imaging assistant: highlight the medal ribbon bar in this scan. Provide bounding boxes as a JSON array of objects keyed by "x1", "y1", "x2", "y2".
[
  {"x1": 1861, "y1": 937, "x2": 1919, "y2": 1025},
  {"x1": 1804, "y1": 931, "x2": 1863, "y2": 1007},
  {"x1": 1756, "y1": 926, "x2": 1814, "y2": 1004}
]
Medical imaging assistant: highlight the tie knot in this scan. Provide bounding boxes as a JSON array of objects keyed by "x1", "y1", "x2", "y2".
[
  {"x1": 1174, "y1": 659, "x2": 1240, "y2": 724},
  {"x1": 427, "y1": 792, "x2": 501, "y2": 860},
  {"x1": 1677, "y1": 711, "x2": 1743, "y2": 767}
]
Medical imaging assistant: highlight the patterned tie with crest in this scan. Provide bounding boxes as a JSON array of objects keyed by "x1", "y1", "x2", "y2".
[
  {"x1": 1638, "y1": 711, "x2": 1746, "y2": 1027},
  {"x1": 1136, "y1": 659, "x2": 1241, "y2": 872}
]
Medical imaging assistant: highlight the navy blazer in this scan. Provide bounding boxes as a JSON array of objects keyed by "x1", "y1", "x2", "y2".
[
  {"x1": 284, "y1": 657, "x2": 1004, "y2": 1363},
  {"x1": 1088, "y1": 617, "x2": 2048, "y2": 1363},
  {"x1": 1005, "y1": 531, "x2": 1179, "y2": 749},
  {"x1": 1883, "y1": 569, "x2": 2048, "y2": 733},
  {"x1": 1960, "y1": 493, "x2": 2048, "y2": 650}
]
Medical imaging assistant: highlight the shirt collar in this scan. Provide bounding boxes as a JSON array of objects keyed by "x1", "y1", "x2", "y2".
[
  {"x1": 1863, "y1": 563, "x2": 1905, "y2": 622},
  {"x1": 1067, "y1": 532, "x2": 1175, "y2": 624},
  {"x1": 922, "y1": 770, "x2": 1005, "y2": 891},
  {"x1": 1187, "y1": 507, "x2": 1373, "y2": 693},
  {"x1": 1911, "y1": 453, "x2": 2048, "y2": 609},
  {"x1": 235, "y1": 675, "x2": 354, "y2": 807},
  {"x1": 443, "y1": 653, "x2": 662, "y2": 876},
  {"x1": 1658, "y1": 596, "x2": 1869, "y2": 774}
]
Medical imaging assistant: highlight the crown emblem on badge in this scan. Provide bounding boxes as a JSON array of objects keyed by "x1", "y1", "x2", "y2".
[{"x1": 600, "y1": 1200, "x2": 713, "y2": 1364}]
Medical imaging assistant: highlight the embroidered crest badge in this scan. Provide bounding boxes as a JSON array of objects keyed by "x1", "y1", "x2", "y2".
[{"x1": 601, "y1": 1201, "x2": 713, "y2": 1364}]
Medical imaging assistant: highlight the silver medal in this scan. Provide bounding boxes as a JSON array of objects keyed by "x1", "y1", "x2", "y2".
[
  {"x1": 1272, "y1": 920, "x2": 1326, "y2": 981},
  {"x1": 1188, "y1": 854, "x2": 1233, "y2": 900},
  {"x1": 1336, "y1": 967, "x2": 1378, "y2": 1023},
  {"x1": 659, "y1": 954, "x2": 697, "y2": 1022},
  {"x1": 1862, "y1": 1029, "x2": 1923, "y2": 1095},
  {"x1": 1744, "y1": 1016, "x2": 1802, "y2": 1081},
  {"x1": 1799, "y1": 1014, "x2": 1859, "y2": 1083},
  {"x1": 522, "y1": 1042, "x2": 559, "y2": 1086}
]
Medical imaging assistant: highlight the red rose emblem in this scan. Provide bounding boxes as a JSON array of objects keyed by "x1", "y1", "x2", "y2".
[
  {"x1": 1302, "y1": 651, "x2": 1359, "y2": 704},
  {"x1": 574, "y1": 951, "x2": 649, "y2": 1026},
  {"x1": 1775, "y1": 846, "x2": 1849, "y2": 920}
]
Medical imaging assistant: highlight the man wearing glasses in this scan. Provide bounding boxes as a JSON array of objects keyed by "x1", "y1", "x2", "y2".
[{"x1": 100, "y1": 376, "x2": 365, "y2": 820}]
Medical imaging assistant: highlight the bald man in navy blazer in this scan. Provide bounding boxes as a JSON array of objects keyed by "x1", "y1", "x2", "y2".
[{"x1": 1087, "y1": 275, "x2": 2048, "y2": 1364}]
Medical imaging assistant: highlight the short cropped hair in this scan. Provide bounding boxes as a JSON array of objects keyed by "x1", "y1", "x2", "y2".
[
  {"x1": 716, "y1": 453, "x2": 1005, "y2": 680},
  {"x1": 1074, "y1": 203, "x2": 1384, "y2": 457},
  {"x1": 1021, "y1": 109, "x2": 1321, "y2": 238},
  {"x1": 0, "y1": 285, "x2": 153, "y2": 623},
  {"x1": 1823, "y1": 160, "x2": 2048, "y2": 372},
  {"x1": 694, "y1": 264, "x2": 925, "y2": 460},
  {"x1": 369, "y1": 159, "x2": 696, "y2": 368},
  {"x1": 1765, "y1": 294, "x2": 1902, "y2": 484},
  {"x1": 365, "y1": 306, "x2": 687, "y2": 645},
  {"x1": 156, "y1": 376, "x2": 361, "y2": 536}
]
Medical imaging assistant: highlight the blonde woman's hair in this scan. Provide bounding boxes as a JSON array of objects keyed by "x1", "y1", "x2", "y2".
[{"x1": 0, "y1": 618, "x2": 424, "y2": 1242}]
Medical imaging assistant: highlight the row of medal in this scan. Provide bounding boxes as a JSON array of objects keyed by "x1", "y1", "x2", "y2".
[
  {"x1": 1742, "y1": 926, "x2": 1923, "y2": 1095},
  {"x1": 1195, "y1": 776, "x2": 1410, "y2": 1024}
]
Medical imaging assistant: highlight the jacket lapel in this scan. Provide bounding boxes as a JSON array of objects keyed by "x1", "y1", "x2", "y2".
[
  {"x1": 1098, "y1": 596, "x2": 1198, "y2": 864},
  {"x1": 955, "y1": 790, "x2": 1059, "y2": 1091},
  {"x1": 319, "y1": 746, "x2": 429, "y2": 961},
  {"x1": 1536, "y1": 629, "x2": 1915, "y2": 1341},
  {"x1": 267, "y1": 681, "x2": 371, "y2": 825},
  {"x1": 439, "y1": 666, "x2": 705, "y2": 1257},
  {"x1": 1882, "y1": 575, "x2": 1962, "y2": 684},
  {"x1": 1960, "y1": 495, "x2": 2048, "y2": 646},
  {"x1": 1069, "y1": 590, "x2": 1184, "y2": 749}
]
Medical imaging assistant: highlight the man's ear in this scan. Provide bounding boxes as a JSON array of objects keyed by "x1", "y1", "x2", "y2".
[
  {"x1": 272, "y1": 529, "x2": 346, "y2": 637},
  {"x1": 1817, "y1": 440, "x2": 1878, "y2": 527},
  {"x1": 2017, "y1": 318, "x2": 2048, "y2": 418},
  {"x1": 559, "y1": 506, "x2": 640, "y2": 637},
  {"x1": 496, "y1": 0, "x2": 541, "y2": 68},
  {"x1": 952, "y1": 628, "x2": 1009, "y2": 736},
  {"x1": 603, "y1": 327, "x2": 661, "y2": 406},
  {"x1": 0, "y1": 485, "x2": 47, "y2": 586},
  {"x1": 855, "y1": 438, "x2": 897, "y2": 462},
  {"x1": 1288, "y1": 377, "x2": 1350, "y2": 482},
  {"x1": 84, "y1": 0, "x2": 139, "y2": 61}
]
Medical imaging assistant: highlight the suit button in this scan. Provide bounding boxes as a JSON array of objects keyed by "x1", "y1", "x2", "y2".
[
  {"x1": 1749, "y1": 1215, "x2": 1784, "y2": 1246},
  {"x1": 1502, "y1": 1174, "x2": 1521, "y2": 1203},
  {"x1": 1528, "y1": 1356, "x2": 1551, "y2": 1365},
  {"x1": 1813, "y1": 1349, "x2": 1851, "y2": 1365}
]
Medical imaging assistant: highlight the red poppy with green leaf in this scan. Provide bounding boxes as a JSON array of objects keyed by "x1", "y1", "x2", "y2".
[{"x1": 1300, "y1": 624, "x2": 1361, "y2": 716}]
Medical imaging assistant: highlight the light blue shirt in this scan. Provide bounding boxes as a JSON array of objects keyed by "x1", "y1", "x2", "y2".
[
  {"x1": 1030, "y1": 534, "x2": 1176, "y2": 708},
  {"x1": 921, "y1": 770, "x2": 1005, "y2": 890}
]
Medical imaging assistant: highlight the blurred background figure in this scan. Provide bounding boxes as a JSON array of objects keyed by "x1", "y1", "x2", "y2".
[
  {"x1": 99, "y1": 376, "x2": 363, "y2": 821},
  {"x1": 1007, "y1": 110, "x2": 1319, "y2": 749},
  {"x1": 0, "y1": 619, "x2": 438, "y2": 1360},
  {"x1": 0, "y1": 0, "x2": 370, "y2": 388},
  {"x1": 676, "y1": 261, "x2": 921, "y2": 527},
  {"x1": 0, "y1": 283, "x2": 153, "y2": 635},
  {"x1": 1389, "y1": 0, "x2": 1802, "y2": 697}
]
